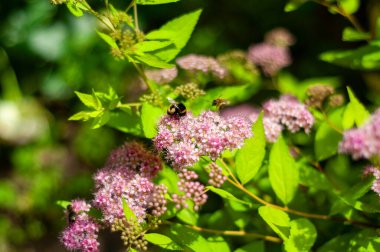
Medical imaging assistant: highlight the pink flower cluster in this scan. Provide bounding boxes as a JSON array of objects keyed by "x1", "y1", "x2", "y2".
[
  {"x1": 176, "y1": 54, "x2": 228, "y2": 79},
  {"x1": 154, "y1": 111, "x2": 252, "y2": 169},
  {"x1": 364, "y1": 166, "x2": 380, "y2": 197},
  {"x1": 93, "y1": 142, "x2": 167, "y2": 225},
  {"x1": 145, "y1": 67, "x2": 178, "y2": 84},
  {"x1": 221, "y1": 96, "x2": 314, "y2": 143},
  {"x1": 172, "y1": 169, "x2": 208, "y2": 211},
  {"x1": 247, "y1": 43, "x2": 291, "y2": 76},
  {"x1": 263, "y1": 95, "x2": 314, "y2": 135},
  {"x1": 247, "y1": 28, "x2": 294, "y2": 76},
  {"x1": 339, "y1": 109, "x2": 380, "y2": 160},
  {"x1": 60, "y1": 200, "x2": 99, "y2": 252}
]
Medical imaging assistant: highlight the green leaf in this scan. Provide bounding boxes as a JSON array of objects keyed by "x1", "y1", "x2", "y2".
[
  {"x1": 132, "y1": 53, "x2": 175, "y2": 68},
  {"x1": 234, "y1": 241, "x2": 264, "y2": 252},
  {"x1": 258, "y1": 206, "x2": 290, "y2": 240},
  {"x1": 315, "y1": 108, "x2": 343, "y2": 161},
  {"x1": 342, "y1": 27, "x2": 370, "y2": 42},
  {"x1": 298, "y1": 163, "x2": 332, "y2": 190},
  {"x1": 318, "y1": 229, "x2": 380, "y2": 252},
  {"x1": 284, "y1": 0, "x2": 309, "y2": 12},
  {"x1": 97, "y1": 31, "x2": 118, "y2": 49},
  {"x1": 135, "y1": 41, "x2": 173, "y2": 53},
  {"x1": 91, "y1": 111, "x2": 111, "y2": 129},
  {"x1": 141, "y1": 103, "x2": 165, "y2": 138},
  {"x1": 268, "y1": 136, "x2": 299, "y2": 205},
  {"x1": 206, "y1": 186, "x2": 252, "y2": 206},
  {"x1": 207, "y1": 236, "x2": 231, "y2": 252},
  {"x1": 338, "y1": 0, "x2": 360, "y2": 14},
  {"x1": 66, "y1": 3, "x2": 84, "y2": 17},
  {"x1": 146, "y1": 9, "x2": 202, "y2": 62},
  {"x1": 122, "y1": 197, "x2": 138, "y2": 223},
  {"x1": 106, "y1": 109, "x2": 143, "y2": 136},
  {"x1": 75, "y1": 91, "x2": 101, "y2": 109},
  {"x1": 236, "y1": 112, "x2": 266, "y2": 185},
  {"x1": 169, "y1": 224, "x2": 212, "y2": 251},
  {"x1": 330, "y1": 177, "x2": 374, "y2": 215},
  {"x1": 136, "y1": 0, "x2": 180, "y2": 5},
  {"x1": 145, "y1": 233, "x2": 183, "y2": 250},
  {"x1": 56, "y1": 200, "x2": 71, "y2": 209},
  {"x1": 320, "y1": 42, "x2": 380, "y2": 70},
  {"x1": 176, "y1": 208, "x2": 198, "y2": 225},
  {"x1": 284, "y1": 218, "x2": 317, "y2": 252},
  {"x1": 342, "y1": 86, "x2": 370, "y2": 129}
]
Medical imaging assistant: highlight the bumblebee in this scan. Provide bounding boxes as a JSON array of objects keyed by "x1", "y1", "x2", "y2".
[
  {"x1": 212, "y1": 98, "x2": 230, "y2": 110},
  {"x1": 66, "y1": 204, "x2": 76, "y2": 224},
  {"x1": 167, "y1": 97, "x2": 187, "y2": 117}
]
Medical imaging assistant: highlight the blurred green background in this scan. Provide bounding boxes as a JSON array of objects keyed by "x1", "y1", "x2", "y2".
[{"x1": 0, "y1": 0, "x2": 379, "y2": 251}]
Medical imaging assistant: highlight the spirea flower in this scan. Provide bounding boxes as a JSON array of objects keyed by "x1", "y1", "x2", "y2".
[
  {"x1": 172, "y1": 169, "x2": 208, "y2": 211},
  {"x1": 176, "y1": 54, "x2": 228, "y2": 79},
  {"x1": 364, "y1": 166, "x2": 380, "y2": 196},
  {"x1": 60, "y1": 212, "x2": 99, "y2": 252},
  {"x1": 145, "y1": 67, "x2": 178, "y2": 84},
  {"x1": 247, "y1": 43, "x2": 291, "y2": 76},
  {"x1": 207, "y1": 163, "x2": 227, "y2": 188},
  {"x1": 263, "y1": 95, "x2": 314, "y2": 134},
  {"x1": 70, "y1": 199, "x2": 91, "y2": 214},
  {"x1": 105, "y1": 141, "x2": 162, "y2": 178},
  {"x1": 93, "y1": 169, "x2": 167, "y2": 225},
  {"x1": 93, "y1": 142, "x2": 167, "y2": 225},
  {"x1": 339, "y1": 109, "x2": 380, "y2": 160},
  {"x1": 154, "y1": 111, "x2": 252, "y2": 169},
  {"x1": 264, "y1": 27, "x2": 296, "y2": 47}
]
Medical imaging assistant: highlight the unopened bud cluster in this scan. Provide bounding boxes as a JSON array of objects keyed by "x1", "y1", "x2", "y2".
[
  {"x1": 172, "y1": 169, "x2": 208, "y2": 211},
  {"x1": 207, "y1": 163, "x2": 227, "y2": 188},
  {"x1": 174, "y1": 82, "x2": 205, "y2": 100}
]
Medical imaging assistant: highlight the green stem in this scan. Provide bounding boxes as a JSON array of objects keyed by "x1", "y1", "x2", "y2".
[
  {"x1": 227, "y1": 177, "x2": 379, "y2": 228},
  {"x1": 163, "y1": 221, "x2": 282, "y2": 243}
]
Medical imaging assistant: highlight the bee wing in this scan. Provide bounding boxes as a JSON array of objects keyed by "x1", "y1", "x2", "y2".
[{"x1": 167, "y1": 97, "x2": 176, "y2": 104}]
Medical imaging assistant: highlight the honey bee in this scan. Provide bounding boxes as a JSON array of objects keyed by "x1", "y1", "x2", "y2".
[
  {"x1": 167, "y1": 97, "x2": 187, "y2": 117},
  {"x1": 212, "y1": 98, "x2": 230, "y2": 110}
]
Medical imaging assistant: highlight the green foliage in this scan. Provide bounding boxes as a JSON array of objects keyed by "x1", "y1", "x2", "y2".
[
  {"x1": 236, "y1": 112, "x2": 266, "y2": 185},
  {"x1": 315, "y1": 108, "x2": 344, "y2": 161},
  {"x1": 284, "y1": 218, "x2": 317, "y2": 252},
  {"x1": 206, "y1": 186, "x2": 252, "y2": 206},
  {"x1": 342, "y1": 86, "x2": 370, "y2": 129},
  {"x1": 169, "y1": 224, "x2": 212, "y2": 251},
  {"x1": 284, "y1": 0, "x2": 309, "y2": 12},
  {"x1": 268, "y1": 136, "x2": 299, "y2": 205},
  {"x1": 320, "y1": 40, "x2": 380, "y2": 70},
  {"x1": 337, "y1": 0, "x2": 360, "y2": 14},
  {"x1": 144, "y1": 233, "x2": 183, "y2": 250},
  {"x1": 258, "y1": 206, "x2": 291, "y2": 240},
  {"x1": 141, "y1": 103, "x2": 165, "y2": 138},
  {"x1": 136, "y1": 0, "x2": 180, "y2": 5},
  {"x1": 342, "y1": 27, "x2": 370, "y2": 42},
  {"x1": 146, "y1": 9, "x2": 202, "y2": 62},
  {"x1": 122, "y1": 198, "x2": 138, "y2": 224}
]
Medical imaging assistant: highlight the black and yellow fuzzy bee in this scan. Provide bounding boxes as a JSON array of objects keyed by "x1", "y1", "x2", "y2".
[
  {"x1": 66, "y1": 204, "x2": 76, "y2": 224},
  {"x1": 167, "y1": 98, "x2": 187, "y2": 117}
]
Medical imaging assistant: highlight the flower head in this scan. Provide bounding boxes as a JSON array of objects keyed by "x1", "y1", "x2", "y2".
[
  {"x1": 364, "y1": 166, "x2": 380, "y2": 197},
  {"x1": 154, "y1": 111, "x2": 252, "y2": 169},
  {"x1": 264, "y1": 27, "x2": 296, "y2": 47},
  {"x1": 263, "y1": 95, "x2": 314, "y2": 134},
  {"x1": 145, "y1": 67, "x2": 178, "y2": 84},
  {"x1": 60, "y1": 212, "x2": 99, "y2": 252},
  {"x1": 177, "y1": 54, "x2": 228, "y2": 79},
  {"x1": 247, "y1": 43, "x2": 291, "y2": 76},
  {"x1": 339, "y1": 109, "x2": 380, "y2": 160}
]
